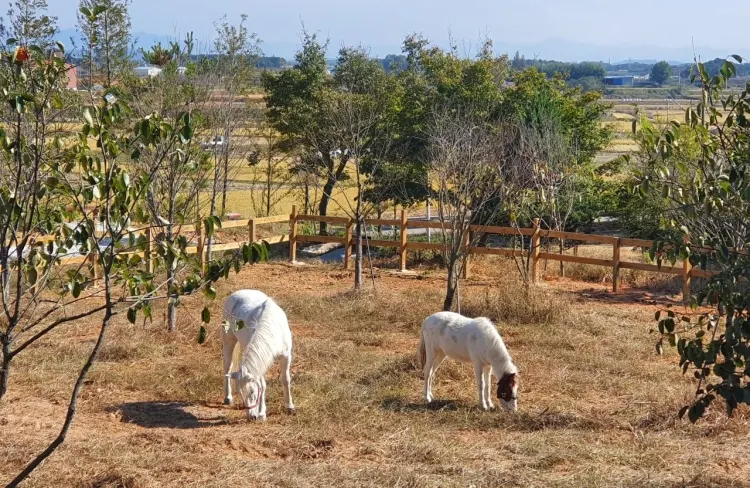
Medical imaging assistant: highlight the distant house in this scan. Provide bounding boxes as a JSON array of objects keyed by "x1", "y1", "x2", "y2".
[
  {"x1": 135, "y1": 66, "x2": 162, "y2": 78},
  {"x1": 64, "y1": 64, "x2": 77, "y2": 90},
  {"x1": 603, "y1": 75, "x2": 634, "y2": 86},
  {"x1": 49, "y1": 49, "x2": 78, "y2": 90}
]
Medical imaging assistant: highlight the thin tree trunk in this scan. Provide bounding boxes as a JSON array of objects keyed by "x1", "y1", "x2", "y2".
[
  {"x1": 166, "y1": 255, "x2": 176, "y2": 332},
  {"x1": 443, "y1": 263, "x2": 458, "y2": 311},
  {"x1": 354, "y1": 220, "x2": 363, "y2": 291},
  {"x1": 220, "y1": 127, "x2": 230, "y2": 218},
  {"x1": 318, "y1": 175, "x2": 336, "y2": 236},
  {"x1": 7, "y1": 309, "x2": 113, "y2": 487},
  {"x1": 207, "y1": 152, "x2": 220, "y2": 261},
  {"x1": 265, "y1": 157, "x2": 272, "y2": 217},
  {"x1": 0, "y1": 342, "x2": 10, "y2": 401}
]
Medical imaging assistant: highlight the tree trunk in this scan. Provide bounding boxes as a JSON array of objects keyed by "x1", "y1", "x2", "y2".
[
  {"x1": 426, "y1": 198, "x2": 432, "y2": 242},
  {"x1": 265, "y1": 157, "x2": 272, "y2": 217},
  {"x1": 207, "y1": 152, "x2": 220, "y2": 261},
  {"x1": 354, "y1": 220, "x2": 363, "y2": 291},
  {"x1": 443, "y1": 264, "x2": 458, "y2": 311},
  {"x1": 220, "y1": 127, "x2": 230, "y2": 218},
  {"x1": 0, "y1": 343, "x2": 10, "y2": 401},
  {"x1": 318, "y1": 175, "x2": 336, "y2": 236},
  {"x1": 166, "y1": 266, "x2": 177, "y2": 332},
  {"x1": 6, "y1": 309, "x2": 113, "y2": 487},
  {"x1": 559, "y1": 239, "x2": 565, "y2": 277}
]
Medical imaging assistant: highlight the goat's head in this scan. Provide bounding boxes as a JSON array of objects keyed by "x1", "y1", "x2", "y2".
[
  {"x1": 227, "y1": 371, "x2": 264, "y2": 420},
  {"x1": 497, "y1": 372, "x2": 519, "y2": 412}
]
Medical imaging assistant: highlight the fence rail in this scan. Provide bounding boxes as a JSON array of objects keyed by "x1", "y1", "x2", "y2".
[{"x1": 8, "y1": 206, "x2": 722, "y2": 303}]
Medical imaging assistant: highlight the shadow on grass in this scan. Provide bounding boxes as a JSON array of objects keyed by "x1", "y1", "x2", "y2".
[
  {"x1": 381, "y1": 396, "x2": 462, "y2": 412},
  {"x1": 381, "y1": 397, "x2": 606, "y2": 432},
  {"x1": 112, "y1": 401, "x2": 235, "y2": 429}
]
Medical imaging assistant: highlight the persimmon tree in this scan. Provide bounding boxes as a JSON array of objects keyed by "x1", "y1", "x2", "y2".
[
  {"x1": 633, "y1": 55, "x2": 750, "y2": 422},
  {"x1": 0, "y1": 39, "x2": 266, "y2": 487}
]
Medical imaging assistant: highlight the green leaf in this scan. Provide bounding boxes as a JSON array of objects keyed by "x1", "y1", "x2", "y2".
[
  {"x1": 655, "y1": 310, "x2": 661, "y2": 321},
  {"x1": 83, "y1": 108, "x2": 94, "y2": 126},
  {"x1": 198, "y1": 325, "x2": 207, "y2": 344},
  {"x1": 201, "y1": 306, "x2": 210, "y2": 323},
  {"x1": 127, "y1": 307, "x2": 137, "y2": 324},
  {"x1": 204, "y1": 285, "x2": 216, "y2": 300},
  {"x1": 237, "y1": 319, "x2": 246, "y2": 330},
  {"x1": 687, "y1": 403, "x2": 705, "y2": 423}
]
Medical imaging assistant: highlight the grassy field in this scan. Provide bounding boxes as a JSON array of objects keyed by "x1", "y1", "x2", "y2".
[{"x1": 1, "y1": 256, "x2": 748, "y2": 487}]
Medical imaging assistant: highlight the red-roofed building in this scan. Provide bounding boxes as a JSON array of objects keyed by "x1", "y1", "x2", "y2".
[{"x1": 64, "y1": 64, "x2": 77, "y2": 90}]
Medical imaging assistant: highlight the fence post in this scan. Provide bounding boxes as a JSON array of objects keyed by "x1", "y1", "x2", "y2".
[
  {"x1": 289, "y1": 205, "x2": 297, "y2": 263},
  {"x1": 90, "y1": 248, "x2": 99, "y2": 285},
  {"x1": 531, "y1": 218, "x2": 541, "y2": 283},
  {"x1": 462, "y1": 230, "x2": 472, "y2": 279},
  {"x1": 399, "y1": 209, "x2": 408, "y2": 271},
  {"x1": 682, "y1": 234, "x2": 692, "y2": 304},
  {"x1": 344, "y1": 218, "x2": 353, "y2": 270},
  {"x1": 145, "y1": 226, "x2": 154, "y2": 274},
  {"x1": 248, "y1": 218, "x2": 256, "y2": 243},
  {"x1": 612, "y1": 237, "x2": 621, "y2": 292}
]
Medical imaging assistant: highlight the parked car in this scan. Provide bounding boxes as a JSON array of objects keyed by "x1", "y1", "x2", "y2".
[{"x1": 201, "y1": 136, "x2": 225, "y2": 150}]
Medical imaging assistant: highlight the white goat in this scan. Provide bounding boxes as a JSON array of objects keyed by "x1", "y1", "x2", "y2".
[
  {"x1": 419, "y1": 311, "x2": 519, "y2": 411},
  {"x1": 221, "y1": 290, "x2": 295, "y2": 420}
]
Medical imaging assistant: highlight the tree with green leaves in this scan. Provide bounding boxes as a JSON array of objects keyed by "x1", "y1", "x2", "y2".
[
  {"x1": 650, "y1": 61, "x2": 672, "y2": 85},
  {"x1": 0, "y1": 0, "x2": 58, "y2": 48},
  {"x1": 0, "y1": 36, "x2": 267, "y2": 485},
  {"x1": 310, "y1": 46, "x2": 399, "y2": 289},
  {"x1": 141, "y1": 41, "x2": 177, "y2": 67},
  {"x1": 203, "y1": 14, "x2": 260, "y2": 256},
  {"x1": 263, "y1": 31, "x2": 341, "y2": 233},
  {"x1": 77, "y1": 0, "x2": 132, "y2": 88},
  {"x1": 632, "y1": 55, "x2": 750, "y2": 423}
]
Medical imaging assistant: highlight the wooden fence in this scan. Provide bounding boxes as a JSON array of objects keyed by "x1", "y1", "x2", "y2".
[{"x1": 13, "y1": 205, "x2": 719, "y2": 303}]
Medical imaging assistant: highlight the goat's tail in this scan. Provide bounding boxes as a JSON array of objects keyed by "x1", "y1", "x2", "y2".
[{"x1": 418, "y1": 326, "x2": 426, "y2": 370}]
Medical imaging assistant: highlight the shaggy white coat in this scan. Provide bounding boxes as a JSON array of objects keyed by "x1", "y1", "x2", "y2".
[
  {"x1": 221, "y1": 290, "x2": 294, "y2": 420},
  {"x1": 419, "y1": 311, "x2": 519, "y2": 411}
]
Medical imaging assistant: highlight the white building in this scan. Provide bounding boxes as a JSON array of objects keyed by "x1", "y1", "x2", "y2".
[{"x1": 134, "y1": 66, "x2": 163, "y2": 78}]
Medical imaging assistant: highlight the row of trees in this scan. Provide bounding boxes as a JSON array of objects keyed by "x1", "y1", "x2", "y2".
[{"x1": 261, "y1": 34, "x2": 611, "y2": 303}]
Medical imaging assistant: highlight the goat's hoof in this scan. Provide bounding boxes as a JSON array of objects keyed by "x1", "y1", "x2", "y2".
[
  {"x1": 223, "y1": 397, "x2": 232, "y2": 405},
  {"x1": 248, "y1": 414, "x2": 266, "y2": 422},
  {"x1": 286, "y1": 407, "x2": 297, "y2": 415}
]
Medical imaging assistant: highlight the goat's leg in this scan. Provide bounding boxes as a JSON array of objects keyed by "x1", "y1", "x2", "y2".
[
  {"x1": 279, "y1": 353, "x2": 295, "y2": 414},
  {"x1": 423, "y1": 348, "x2": 435, "y2": 403},
  {"x1": 425, "y1": 351, "x2": 445, "y2": 403},
  {"x1": 258, "y1": 376, "x2": 267, "y2": 421},
  {"x1": 483, "y1": 366, "x2": 494, "y2": 410},
  {"x1": 221, "y1": 332, "x2": 237, "y2": 405},
  {"x1": 474, "y1": 362, "x2": 488, "y2": 410}
]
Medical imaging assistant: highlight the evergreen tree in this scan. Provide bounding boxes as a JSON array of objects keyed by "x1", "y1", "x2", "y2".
[
  {"x1": 0, "y1": 0, "x2": 57, "y2": 48},
  {"x1": 77, "y1": 0, "x2": 132, "y2": 87}
]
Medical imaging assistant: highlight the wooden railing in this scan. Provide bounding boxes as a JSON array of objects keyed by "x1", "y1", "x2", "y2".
[
  {"x1": 287, "y1": 206, "x2": 716, "y2": 303},
  {"x1": 9, "y1": 206, "x2": 719, "y2": 303}
]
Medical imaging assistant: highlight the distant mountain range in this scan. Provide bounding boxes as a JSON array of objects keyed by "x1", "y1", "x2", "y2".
[{"x1": 55, "y1": 28, "x2": 747, "y2": 65}]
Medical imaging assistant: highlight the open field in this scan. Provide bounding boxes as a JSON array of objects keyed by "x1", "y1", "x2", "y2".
[{"x1": 1, "y1": 257, "x2": 748, "y2": 487}]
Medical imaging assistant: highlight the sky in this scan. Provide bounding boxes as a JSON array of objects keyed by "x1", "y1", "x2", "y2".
[{"x1": 48, "y1": 0, "x2": 750, "y2": 62}]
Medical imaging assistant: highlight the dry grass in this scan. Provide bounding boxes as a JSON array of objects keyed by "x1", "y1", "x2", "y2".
[
  {"x1": 537, "y1": 244, "x2": 683, "y2": 294},
  {"x1": 1, "y1": 260, "x2": 749, "y2": 487}
]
